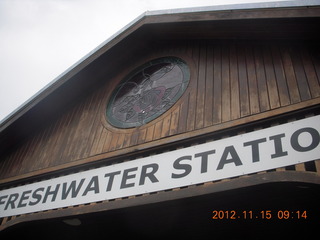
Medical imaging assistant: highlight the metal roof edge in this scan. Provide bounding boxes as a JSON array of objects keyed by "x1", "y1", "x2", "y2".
[
  {"x1": 0, "y1": 11, "x2": 148, "y2": 132},
  {"x1": 146, "y1": 0, "x2": 320, "y2": 16}
]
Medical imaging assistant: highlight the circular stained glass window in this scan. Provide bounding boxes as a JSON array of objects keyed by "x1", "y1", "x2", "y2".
[{"x1": 106, "y1": 57, "x2": 190, "y2": 128}]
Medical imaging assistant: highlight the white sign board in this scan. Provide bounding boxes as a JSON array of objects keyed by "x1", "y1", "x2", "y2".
[{"x1": 0, "y1": 115, "x2": 319, "y2": 218}]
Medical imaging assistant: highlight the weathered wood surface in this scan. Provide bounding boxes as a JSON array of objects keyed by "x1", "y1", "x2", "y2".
[{"x1": 1, "y1": 40, "x2": 320, "y2": 180}]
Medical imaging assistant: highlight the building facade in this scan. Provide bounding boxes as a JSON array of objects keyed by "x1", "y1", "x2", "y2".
[{"x1": 0, "y1": 1, "x2": 320, "y2": 238}]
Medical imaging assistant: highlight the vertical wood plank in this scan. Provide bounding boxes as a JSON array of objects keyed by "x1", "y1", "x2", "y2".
[
  {"x1": 70, "y1": 93, "x2": 96, "y2": 160},
  {"x1": 129, "y1": 132, "x2": 139, "y2": 147},
  {"x1": 221, "y1": 44, "x2": 231, "y2": 122},
  {"x1": 122, "y1": 133, "x2": 132, "y2": 148},
  {"x1": 229, "y1": 43, "x2": 240, "y2": 120},
  {"x1": 47, "y1": 107, "x2": 75, "y2": 165},
  {"x1": 295, "y1": 163, "x2": 306, "y2": 171},
  {"x1": 204, "y1": 44, "x2": 213, "y2": 127},
  {"x1": 101, "y1": 128, "x2": 111, "y2": 153},
  {"x1": 271, "y1": 46, "x2": 291, "y2": 106},
  {"x1": 315, "y1": 159, "x2": 320, "y2": 174},
  {"x1": 263, "y1": 45, "x2": 280, "y2": 109},
  {"x1": 254, "y1": 45, "x2": 270, "y2": 112},
  {"x1": 237, "y1": 44, "x2": 250, "y2": 117},
  {"x1": 6, "y1": 146, "x2": 23, "y2": 177},
  {"x1": 153, "y1": 120, "x2": 163, "y2": 140},
  {"x1": 116, "y1": 133, "x2": 126, "y2": 149},
  {"x1": 41, "y1": 119, "x2": 62, "y2": 168},
  {"x1": 213, "y1": 44, "x2": 222, "y2": 124},
  {"x1": 89, "y1": 125, "x2": 104, "y2": 156},
  {"x1": 14, "y1": 133, "x2": 38, "y2": 176},
  {"x1": 145, "y1": 125, "x2": 155, "y2": 142},
  {"x1": 245, "y1": 45, "x2": 260, "y2": 114},
  {"x1": 13, "y1": 139, "x2": 29, "y2": 175},
  {"x1": 0, "y1": 151, "x2": 13, "y2": 177},
  {"x1": 195, "y1": 43, "x2": 207, "y2": 129},
  {"x1": 310, "y1": 45, "x2": 320, "y2": 86},
  {"x1": 169, "y1": 105, "x2": 180, "y2": 135},
  {"x1": 31, "y1": 124, "x2": 54, "y2": 171},
  {"x1": 178, "y1": 93, "x2": 189, "y2": 133},
  {"x1": 291, "y1": 45, "x2": 311, "y2": 101},
  {"x1": 81, "y1": 88, "x2": 106, "y2": 158},
  {"x1": 108, "y1": 133, "x2": 120, "y2": 152},
  {"x1": 281, "y1": 46, "x2": 301, "y2": 103},
  {"x1": 137, "y1": 128, "x2": 147, "y2": 145},
  {"x1": 59, "y1": 99, "x2": 87, "y2": 163},
  {"x1": 55, "y1": 104, "x2": 78, "y2": 165},
  {"x1": 161, "y1": 113, "x2": 172, "y2": 138},
  {"x1": 300, "y1": 47, "x2": 320, "y2": 98},
  {"x1": 186, "y1": 42, "x2": 199, "y2": 132}
]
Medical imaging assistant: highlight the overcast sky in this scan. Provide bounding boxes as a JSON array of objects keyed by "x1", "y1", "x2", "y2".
[{"x1": 0, "y1": 0, "x2": 285, "y2": 122}]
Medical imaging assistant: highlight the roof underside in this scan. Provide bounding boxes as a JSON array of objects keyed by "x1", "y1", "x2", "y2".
[{"x1": 0, "y1": 1, "x2": 320, "y2": 155}]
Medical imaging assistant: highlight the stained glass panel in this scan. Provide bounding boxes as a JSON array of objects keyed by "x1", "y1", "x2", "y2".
[{"x1": 106, "y1": 57, "x2": 190, "y2": 128}]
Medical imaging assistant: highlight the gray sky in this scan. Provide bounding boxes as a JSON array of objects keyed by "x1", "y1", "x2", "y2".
[{"x1": 0, "y1": 0, "x2": 285, "y2": 122}]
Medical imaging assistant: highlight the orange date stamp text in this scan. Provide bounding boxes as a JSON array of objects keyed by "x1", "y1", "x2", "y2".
[{"x1": 212, "y1": 210, "x2": 307, "y2": 220}]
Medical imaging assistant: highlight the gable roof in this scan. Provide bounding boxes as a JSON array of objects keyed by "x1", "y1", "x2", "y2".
[{"x1": 1, "y1": 0, "x2": 320, "y2": 155}]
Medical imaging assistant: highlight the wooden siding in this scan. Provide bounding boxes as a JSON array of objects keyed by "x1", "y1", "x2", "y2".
[{"x1": 1, "y1": 40, "x2": 320, "y2": 180}]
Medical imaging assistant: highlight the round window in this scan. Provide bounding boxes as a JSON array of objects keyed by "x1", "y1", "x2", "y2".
[{"x1": 106, "y1": 57, "x2": 190, "y2": 128}]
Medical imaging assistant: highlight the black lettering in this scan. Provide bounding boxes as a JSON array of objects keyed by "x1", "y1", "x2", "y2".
[
  {"x1": 17, "y1": 190, "x2": 32, "y2": 208},
  {"x1": 217, "y1": 146, "x2": 243, "y2": 170},
  {"x1": 29, "y1": 188, "x2": 44, "y2": 206},
  {"x1": 243, "y1": 138, "x2": 267, "y2": 162},
  {"x1": 139, "y1": 164, "x2": 159, "y2": 185},
  {"x1": 171, "y1": 156, "x2": 192, "y2": 179},
  {"x1": 291, "y1": 127, "x2": 320, "y2": 152},
  {"x1": 4, "y1": 193, "x2": 19, "y2": 210},
  {"x1": 269, "y1": 134, "x2": 288, "y2": 158},
  {"x1": 62, "y1": 178, "x2": 85, "y2": 200},
  {"x1": 120, "y1": 167, "x2": 138, "y2": 189},
  {"x1": 105, "y1": 171, "x2": 121, "y2": 192},
  {"x1": 43, "y1": 184, "x2": 60, "y2": 203},
  {"x1": 82, "y1": 176, "x2": 100, "y2": 196},
  {"x1": 194, "y1": 150, "x2": 216, "y2": 173}
]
